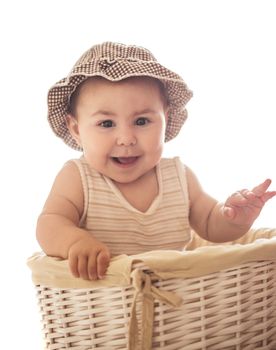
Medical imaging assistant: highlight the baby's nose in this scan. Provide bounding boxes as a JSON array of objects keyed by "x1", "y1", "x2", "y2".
[{"x1": 116, "y1": 128, "x2": 137, "y2": 146}]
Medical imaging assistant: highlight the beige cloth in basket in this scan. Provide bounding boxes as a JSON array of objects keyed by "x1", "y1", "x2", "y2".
[
  {"x1": 28, "y1": 228, "x2": 276, "y2": 289},
  {"x1": 28, "y1": 228, "x2": 276, "y2": 350}
]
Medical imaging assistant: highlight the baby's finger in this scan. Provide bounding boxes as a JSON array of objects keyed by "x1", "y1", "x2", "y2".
[
  {"x1": 240, "y1": 189, "x2": 264, "y2": 207},
  {"x1": 87, "y1": 254, "x2": 98, "y2": 280},
  {"x1": 69, "y1": 254, "x2": 79, "y2": 278},
  {"x1": 78, "y1": 255, "x2": 89, "y2": 280},
  {"x1": 226, "y1": 191, "x2": 247, "y2": 206},
  {"x1": 261, "y1": 191, "x2": 276, "y2": 203},
  {"x1": 222, "y1": 206, "x2": 235, "y2": 219},
  {"x1": 251, "y1": 179, "x2": 272, "y2": 197},
  {"x1": 240, "y1": 189, "x2": 255, "y2": 200},
  {"x1": 97, "y1": 251, "x2": 110, "y2": 279}
]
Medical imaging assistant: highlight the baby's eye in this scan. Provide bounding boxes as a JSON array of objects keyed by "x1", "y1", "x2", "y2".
[
  {"x1": 135, "y1": 117, "x2": 150, "y2": 126},
  {"x1": 99, "y1": 120, "x2": 114, "y2": 128}
]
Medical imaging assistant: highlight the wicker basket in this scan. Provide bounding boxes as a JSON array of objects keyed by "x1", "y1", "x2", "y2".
[{"x1": 28, "y1": 228, "x2": 276, "y2": 350}]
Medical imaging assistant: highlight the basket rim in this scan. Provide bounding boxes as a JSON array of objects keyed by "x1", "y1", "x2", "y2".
[{"x1": 27, "y1": 228, "x2": 276, "y2": 289}]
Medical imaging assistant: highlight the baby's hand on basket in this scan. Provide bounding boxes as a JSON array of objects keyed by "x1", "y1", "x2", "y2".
[
  {"x1": 222, "y1": 179, "x2": 276, "y2": 227},
  {"x1": 68, "y1": 236, "x2": 111, "y2": 280}
]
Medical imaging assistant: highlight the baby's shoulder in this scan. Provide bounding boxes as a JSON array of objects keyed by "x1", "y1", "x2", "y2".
[
  {"x1": 61, "y1": 159, "x2": 82, "y2": 176},
  {"x1": 51, "y1": 160, "x2": 82, "y2": 191}
]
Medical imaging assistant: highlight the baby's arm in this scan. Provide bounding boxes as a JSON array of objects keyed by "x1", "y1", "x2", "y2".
[
  {"x1": 36, "y1": 162, "x2": 110, "y2": 280},
  {"x1": 187, "y1": 167, "x2": 276, "y2": 242}
]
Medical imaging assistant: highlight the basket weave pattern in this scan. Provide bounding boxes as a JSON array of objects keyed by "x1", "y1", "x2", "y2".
[{"x1": 35, "y1": 261, "x2": 276, "y2": 349}]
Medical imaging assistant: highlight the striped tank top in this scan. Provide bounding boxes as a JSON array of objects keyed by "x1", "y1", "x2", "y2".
[{"x1": 72, "y1": 157, "x2": 191, "y2": 256}]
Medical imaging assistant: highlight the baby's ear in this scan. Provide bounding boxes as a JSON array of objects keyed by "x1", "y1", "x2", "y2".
[{"x1": 66, "y1": 114, "x2": 82, "y2": 147}]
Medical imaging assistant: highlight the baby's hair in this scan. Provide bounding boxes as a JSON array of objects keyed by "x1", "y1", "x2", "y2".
[{"x1": 67, "y1": 76, "x2": 169, "y2": 118}]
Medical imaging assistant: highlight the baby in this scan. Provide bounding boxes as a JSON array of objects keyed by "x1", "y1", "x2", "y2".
[{"x1": 36, "y1": 42, "x2": 276, "y2": 281}]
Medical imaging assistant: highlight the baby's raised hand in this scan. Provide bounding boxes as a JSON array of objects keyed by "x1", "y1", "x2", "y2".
[
  {"x1": 68, "y1": 236, "x2": 111, "y2": 281},
  {"x1": 222, "y1": 179, "x2": 276, "y2": 227}
]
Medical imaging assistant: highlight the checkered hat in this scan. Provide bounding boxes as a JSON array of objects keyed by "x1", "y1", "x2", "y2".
[{"x1": 48, "y1": 42, "x2": 193, "y2": 151}]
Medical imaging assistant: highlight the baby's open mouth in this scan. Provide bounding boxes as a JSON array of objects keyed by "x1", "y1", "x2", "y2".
[{"x1": 112, "y1": 157, "x2": 138, "y2": 165}]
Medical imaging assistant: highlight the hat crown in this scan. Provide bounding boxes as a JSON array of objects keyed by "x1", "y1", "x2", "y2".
[{"x1": 74, "y1": 42, "x2": 157, "y2": 68}]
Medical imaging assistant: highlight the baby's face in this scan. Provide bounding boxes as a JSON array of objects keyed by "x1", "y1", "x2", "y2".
[{"x1": 67, "y1": 76, "x2": 168, "y2": 184}]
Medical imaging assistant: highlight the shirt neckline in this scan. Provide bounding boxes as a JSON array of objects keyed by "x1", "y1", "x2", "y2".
[{"x1": 104, "y1": 162, "x2": 163, "y2": 215}]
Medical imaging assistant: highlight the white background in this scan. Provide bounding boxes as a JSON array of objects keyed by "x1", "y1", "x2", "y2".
[{"x1": 1, "y1": 0, "x2": 275, "y2": 348}]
